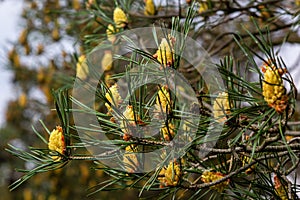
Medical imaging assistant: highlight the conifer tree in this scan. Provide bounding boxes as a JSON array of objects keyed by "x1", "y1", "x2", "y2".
[{"x1": 3, "y1": 0, "x2": 300, "y2": 199}]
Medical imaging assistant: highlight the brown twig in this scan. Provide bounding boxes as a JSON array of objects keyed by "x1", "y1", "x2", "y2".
[{"x1": 186, "y1": 150, "x2": 295, "y2": 189}]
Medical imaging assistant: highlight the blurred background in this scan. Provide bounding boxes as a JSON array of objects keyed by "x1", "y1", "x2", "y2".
[
  {"x1": 0, "y1": 0, "x2": 300, "y2": 199},
  {"x1": 0, "y1": 0, "x2": 140, "y2": 199}
]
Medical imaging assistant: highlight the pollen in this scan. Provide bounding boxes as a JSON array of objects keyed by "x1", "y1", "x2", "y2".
[
  {"x1": 101, "y1": 50, "x2": 113, "y2": 71},
  {"x1": 155, "y1": 85, "x2": 171, "y2": 114},
  {"x1": 153, "y1": 36, "x2": 175, "y2": 66},
  {"x1": 120, "y1": 105, "x2": 141, "y2": 135},
  {"x1": 48, "y1": 126, "x2": 65, "y2": 161},
  {"x1": 274, "y1": 175, "x2": 288, "y2": 200},
  {"x1": 123, "y1": 105, "x2": 135, "y2": 123},
  {"x1": 113, "y1": 7, "x2": 128, "y2": 28},
  {"x1": 160, "y1": 123, "x2": 175, "y2": 141},
  {"x1": 76, "y1": 55, "x2": 89, "y2": 80},
  {"x1": 261, "y1": 61, "x2": 288, "y2": 113},
  {"x1": 106, "y1": 24, "x2": 117, "y2": 43},
  {"x1": 105, "y1": 83, "x2": 122, "y2": 113},
  {"x1": 144, "y1": 0, "x2": 156, "y2": 16},
  {"x1": 201, "y1": 170, "x2": 229, "y2": 193},
  {"x1": 213, "y1": 92, "x2": 231, "y2": 123},
  {"x1": 123, "y1": 145, "x2": 139, "y2": 173},
  {"x1": 242, "y1": 156, "x2": 256, "y2": 174},
  {"x1": 158, "y1": 161, "x2": 181, "y2": 187},
  {"x1": 198, "y1": 2, "x2": 209, "y2": 14}
]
